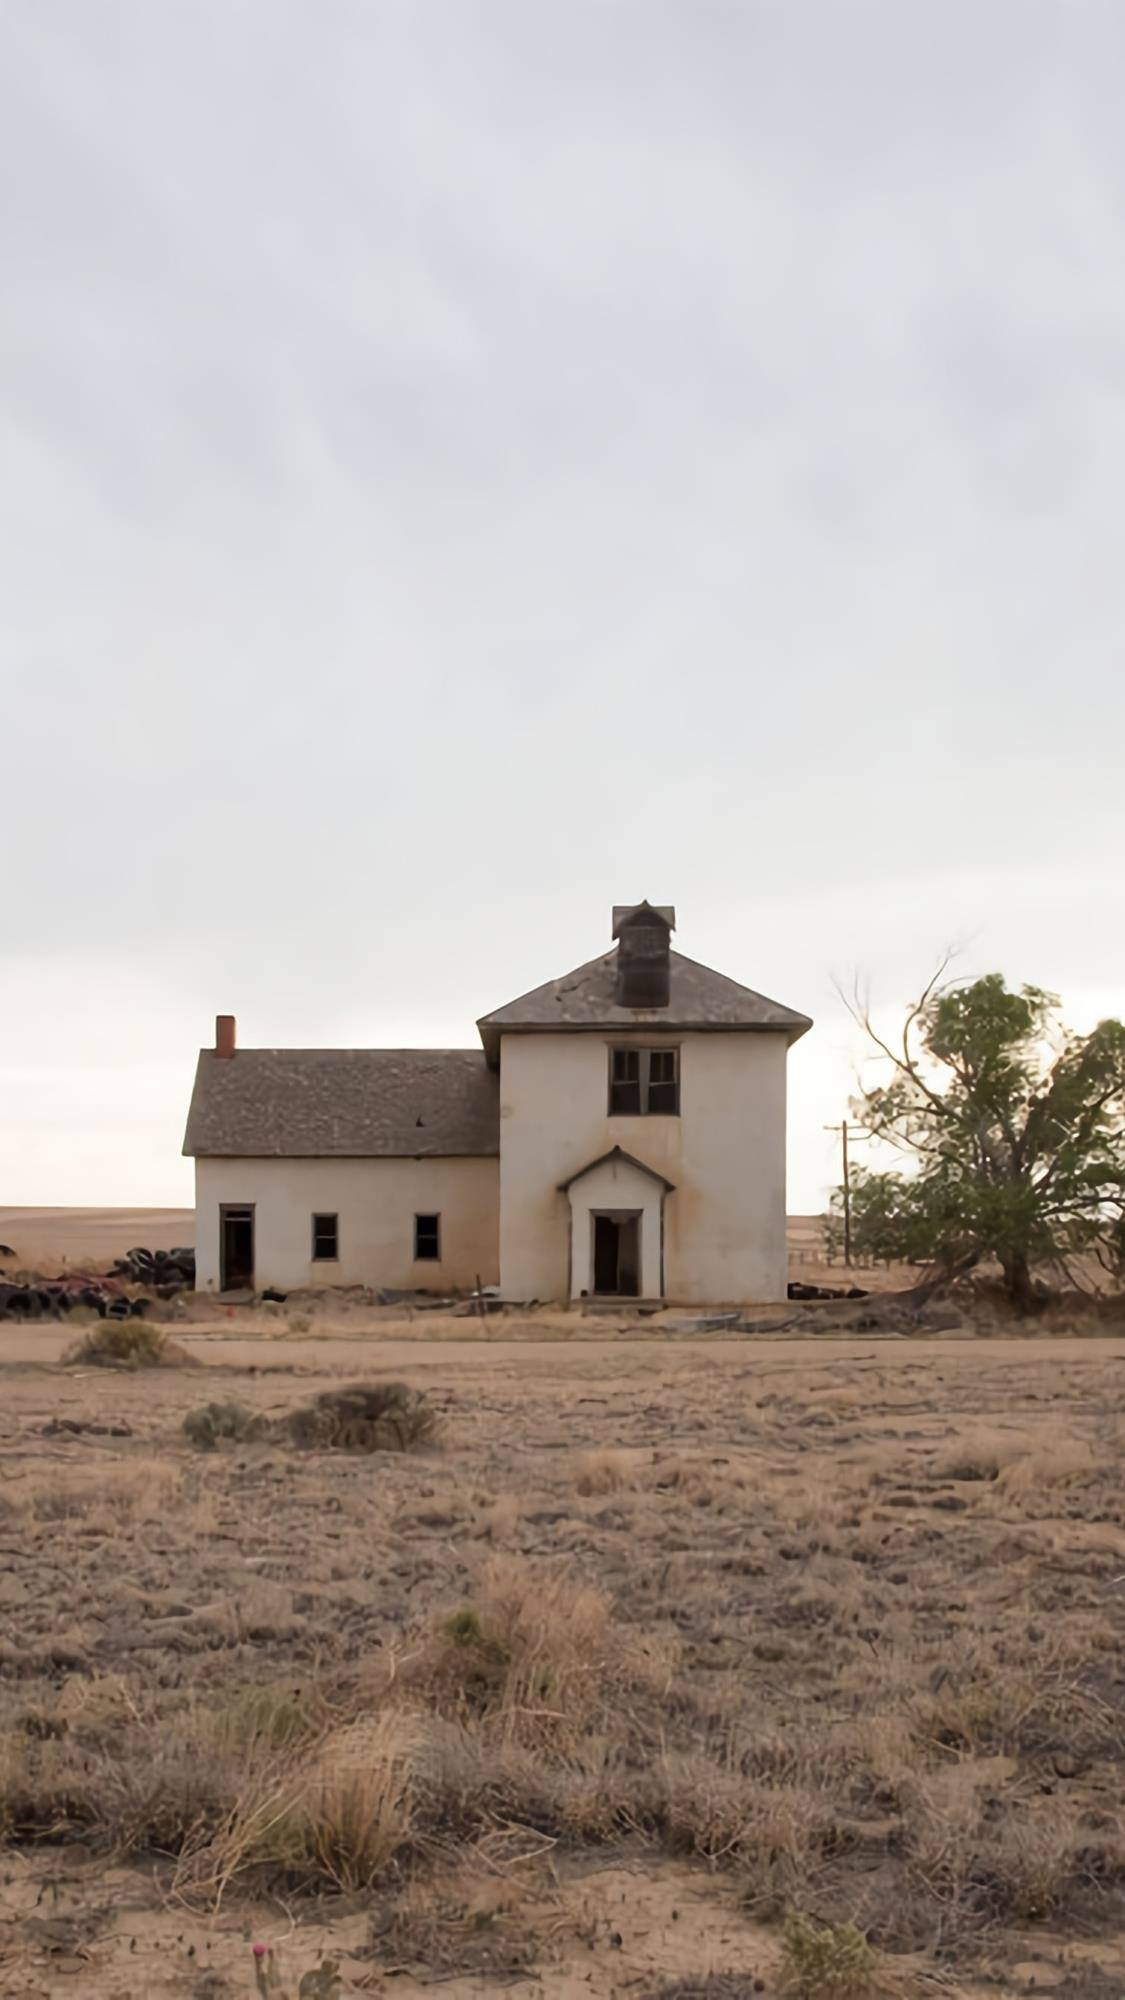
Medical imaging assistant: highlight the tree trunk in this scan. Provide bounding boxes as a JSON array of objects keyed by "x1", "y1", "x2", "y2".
[{"x1": 999, "y1": 1250, "x2": 1039, "y2": 1314}]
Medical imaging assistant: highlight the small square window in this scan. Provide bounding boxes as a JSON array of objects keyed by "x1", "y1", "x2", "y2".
[
  {"x1": 312, "y1": 1213, "x2": 338, "y2": 1261},
  {"x1": 414, "y1": 1213, "x2": 441, "y2": 1261},
  {"x1": 608, "y1": 1046, "x2": 680, "y2": 1116}
]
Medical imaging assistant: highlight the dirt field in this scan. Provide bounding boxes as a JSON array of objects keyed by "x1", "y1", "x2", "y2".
[
  {"x1": 0, "y1": 1208, "x2": 194, "y2": 1267},
  {"x1": 3, "y1": 1324, "x2": 1125, "y2": 1998}
]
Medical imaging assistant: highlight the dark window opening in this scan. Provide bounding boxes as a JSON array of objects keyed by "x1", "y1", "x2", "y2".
[
  {"x1": 220, "y1": 1205, "x2": 254, "y2": 1291},
  {"x1": 608, "y1": 1046, "x2": 679, "y2": 1116},
  {"x1": 414, "y1": 1213, "x2": 441, "y2": 1261},
  {"x1": 312, "y1": 1213, "x2": 339, "y2": 1261},
  {"x1": 609, "y1": 1047, "x2": 641, "y2": 1115}
]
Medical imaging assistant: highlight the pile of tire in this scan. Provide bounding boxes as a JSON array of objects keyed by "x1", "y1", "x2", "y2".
[
  {"x1": 109, "y1": 1245, "x2": 195, "y2": 1293},
  {"x1": 0, "y1": 1281, "x2": 149, "y2": 1321}
]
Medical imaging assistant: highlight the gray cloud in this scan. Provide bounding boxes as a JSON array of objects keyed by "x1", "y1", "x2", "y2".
[{"x1": 3, "y1": 0, "x2": 1124, "y2": 1205}]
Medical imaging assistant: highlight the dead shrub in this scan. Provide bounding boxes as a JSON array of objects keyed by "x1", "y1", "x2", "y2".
[
  {"x1": 929, "y1": 1429, "x2": 1026, "y2": 1483},
  {"x1": 183, "y1": 1401, "x2": 270, "y2": 1449},
  {"x1": 284, "y1": 1382, "x2": 437, "y2": 1452},
  {"x1": 64, "y1": 1320, "x2": 192, "y2": 1369}
]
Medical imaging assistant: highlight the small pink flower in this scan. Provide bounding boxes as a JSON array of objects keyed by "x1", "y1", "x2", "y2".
[{"x1": 252, "y1": 1942, "x2": 268, "y2": 1958}]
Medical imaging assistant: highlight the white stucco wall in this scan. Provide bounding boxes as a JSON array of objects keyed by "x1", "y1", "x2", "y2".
[
  {"x1": 564, "y1": 1153, "x2": 666, "y2": 1299},
  {"x1": 498, "y1": 1030, "x2": 789, "y2": 1303},
  {"x1": 194, "y1": 1156, "x2": 499, "y2": 1292}
]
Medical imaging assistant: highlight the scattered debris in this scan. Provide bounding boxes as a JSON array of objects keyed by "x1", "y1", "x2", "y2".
[
  {"x1": 661, "y1": 1311, "x2": 744, "y2": 1333},
  {"x1": 787, "y1": 1280, "x2": 869, "y2": 1301},
  {"x1": 39, "y1": 1416, "x2": 134, "y2": 1437},
  {"x1": 453, "y1": 1283, "x2": 505, "y2": 1318}
]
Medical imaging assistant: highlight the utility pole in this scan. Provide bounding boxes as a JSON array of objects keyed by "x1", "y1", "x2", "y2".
[{"x1": 825, "y1": 1121, "x2": 865, "y2": 1266}]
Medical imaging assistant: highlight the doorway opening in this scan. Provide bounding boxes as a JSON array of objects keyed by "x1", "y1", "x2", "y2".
[
  {"x1": 220, "y1": 1205, "x2": 255, "y2": 1291},
  {"x1": 591, "y1": 1211, "x2": 641, "y2": 1296}
]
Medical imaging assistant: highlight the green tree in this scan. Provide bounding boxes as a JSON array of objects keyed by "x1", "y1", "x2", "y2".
[{"x1": 839, "y1": 969, "x2": 1125, "y2": 1310}]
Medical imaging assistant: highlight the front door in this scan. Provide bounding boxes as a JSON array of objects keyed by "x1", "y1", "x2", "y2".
[
  {"x1": 220, "y1": 1205, "x2": 254, "y2": 1290},
  {"x1": 592, "y1": 1211, "x2": 641, "y2": 1296}
]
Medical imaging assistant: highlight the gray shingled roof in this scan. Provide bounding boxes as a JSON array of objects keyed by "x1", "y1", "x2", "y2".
[
  {"x1": 477, "y1": 948, "x2": 811, "y2": 1061},
  {"x1": 183, "y1": 1049, "x2": 499, "y2": 1159}
]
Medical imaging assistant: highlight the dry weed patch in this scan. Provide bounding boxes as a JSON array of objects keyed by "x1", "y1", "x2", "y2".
[
  {"x1": 64, "y1": 1319, "x2": 193, "y2": 1368},
  {"x1": 382, "y1": 1555, "x2": 675, "y2": 1752},
  {"x1": 6, "y1": 1337, "x2": 1125, "y2": 1992}
]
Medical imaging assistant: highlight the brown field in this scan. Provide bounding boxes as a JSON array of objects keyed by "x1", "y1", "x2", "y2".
[
  {"x1": 0, "y1": 1208, "x2": 194, "y2": 1268},
  {"x1": 3, "y1": 1317, "x2": 1125, "y2": 1999}
]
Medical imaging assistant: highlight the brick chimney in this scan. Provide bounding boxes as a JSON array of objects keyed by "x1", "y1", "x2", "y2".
[
  {"x1": 612, "y1": 903, "x2": 675, "y2": 1008},
  {"x1": 215, "y1": 1014, "x2": 237, "y2": 1059}
]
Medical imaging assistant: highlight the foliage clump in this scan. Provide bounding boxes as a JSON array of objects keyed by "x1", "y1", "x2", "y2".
[
  {"x1": 834, "y1": 971, "x2": 1125, "y2": 1308},
  {"x1": 780, "y1": 1910, "x2": 878, "y2": 1996}
]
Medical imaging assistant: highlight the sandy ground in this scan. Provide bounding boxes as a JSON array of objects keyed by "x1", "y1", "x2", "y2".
[
  {"x1": 3, "y1": 1324, "x2": 1125, "y2": 1997},
  {"x1": 6, "y1": 1320, "x2": 1125, "y2": 1373}
]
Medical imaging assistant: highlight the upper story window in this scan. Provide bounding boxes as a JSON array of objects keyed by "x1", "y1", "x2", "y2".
[{"x1": 608, "y1": 1045, "x2": 680, "y2": 1116}]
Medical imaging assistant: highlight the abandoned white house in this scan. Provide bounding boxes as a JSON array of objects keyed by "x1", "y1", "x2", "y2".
[{"x1": 183, "y1": 904, "x2": 811, "y2": 1303}]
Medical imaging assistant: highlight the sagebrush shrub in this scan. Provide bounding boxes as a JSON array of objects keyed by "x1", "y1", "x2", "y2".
[{"x1": 64, "y1": 1321, "x2": 188, "y2": 1368}]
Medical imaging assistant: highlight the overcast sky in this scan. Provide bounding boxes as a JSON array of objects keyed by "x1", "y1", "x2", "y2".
[{"x1": 3, "y1": 0, "x2": 1124, "y2": 1214}]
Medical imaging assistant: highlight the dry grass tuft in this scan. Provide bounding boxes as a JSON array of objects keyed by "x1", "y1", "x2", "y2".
[
  {"x1": 574, "y1": 1449, "x2": 643, "y2": 1496},
  {"x1": 995, "y1": 1441, "x2": 1098, "y2": 1499},
  {"x1": 384, "y1": 1556, "x2": 674, "y2": 1751},
  {"x1": 64, "y1": 1319, "x2": 193, "y2": 1368},
  {"x1": 206, "y1": 1710, "x2": 420, "y2": 1896}
]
